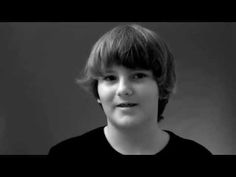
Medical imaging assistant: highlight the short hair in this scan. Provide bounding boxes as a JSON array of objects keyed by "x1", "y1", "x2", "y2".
[{"x1": 76, "y1": 24, "x2": 176, "y2": 122}]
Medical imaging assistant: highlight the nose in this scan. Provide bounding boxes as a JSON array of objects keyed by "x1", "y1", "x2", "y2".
[{"x1": 117, "y1": 77, "x2": 133, "y2": 97}]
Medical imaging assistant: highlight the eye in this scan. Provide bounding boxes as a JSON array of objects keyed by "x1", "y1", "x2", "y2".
[
  {"x1": 103, "y1": 75, "x2": 117, "y2": 81},
  {"x1": 133, "y1": 73, "x2": 147, "y2": 79}
]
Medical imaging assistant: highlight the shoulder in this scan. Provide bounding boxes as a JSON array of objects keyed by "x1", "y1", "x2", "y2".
[
  {"x1": 48, "y1": 126, "x2": 105, "y2": 155},
  {"x1": 163, "y1": 130, "x2": 212, "y2": 156}
]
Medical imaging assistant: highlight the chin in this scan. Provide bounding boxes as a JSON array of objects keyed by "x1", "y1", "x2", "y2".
[{"x1": 111, "y1": 115, "x2": 146, "y2": 129}]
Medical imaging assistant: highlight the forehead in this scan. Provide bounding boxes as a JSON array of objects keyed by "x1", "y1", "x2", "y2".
[{"x1": 103, "y1": 65, "x2": 152, "y2": 74}]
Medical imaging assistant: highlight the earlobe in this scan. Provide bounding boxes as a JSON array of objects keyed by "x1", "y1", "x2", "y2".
[{"x1": 97, "y1": 99, "x2": 101, "y2": 103}]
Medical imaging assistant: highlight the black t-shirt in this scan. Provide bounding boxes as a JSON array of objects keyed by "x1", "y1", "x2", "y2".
[{"x1": 48, "y1": 126, "x2": 212, "y2": 156}]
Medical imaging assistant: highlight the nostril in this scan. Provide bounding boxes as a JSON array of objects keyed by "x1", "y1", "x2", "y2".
[{"x1": 117, "y1": 89, "x2": 133, "y2": 97}]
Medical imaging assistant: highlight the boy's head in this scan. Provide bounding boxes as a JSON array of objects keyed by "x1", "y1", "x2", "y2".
[{"x1": 77, "y1": 24, "x2": 176, "y2": 122}]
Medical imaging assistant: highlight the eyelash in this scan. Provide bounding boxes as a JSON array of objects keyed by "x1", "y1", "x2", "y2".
[
  {"x1": 103, "y1": 75, "x2": 116, "y2": 81},
  {"x1": 133, "y1": 73, "x2": 147, "y2": 79},
  {"x1": 103, "y1": 73, "x2": 148, "y2": 81}
]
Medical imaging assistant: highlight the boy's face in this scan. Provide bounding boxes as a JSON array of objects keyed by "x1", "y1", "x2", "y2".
[{"x1": 97, "y1": 65, "x2": 159, "y2": 129}]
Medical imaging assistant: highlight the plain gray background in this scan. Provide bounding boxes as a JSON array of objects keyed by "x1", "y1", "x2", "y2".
[{"x1": 0, "y1": 22, "x2": 235, "y2": 154}]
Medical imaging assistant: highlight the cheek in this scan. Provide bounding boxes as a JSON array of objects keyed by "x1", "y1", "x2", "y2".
[
  {"x1": 140, "y1": 84, "x2": 159, "y2": 113},
  {"x1": 97, "y1": 83, "x2": 115, "y2": 104},
  {"x1": 138, "y1": 83, "x2": 159, "y2": 113},
  {"x1": 139, "y1": 82, "x2": 159, "y2": 100}
]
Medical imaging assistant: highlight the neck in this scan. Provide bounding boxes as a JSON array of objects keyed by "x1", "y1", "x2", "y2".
[{"x1": 104, "y1": 123, "x2": 168, "y2": 155}]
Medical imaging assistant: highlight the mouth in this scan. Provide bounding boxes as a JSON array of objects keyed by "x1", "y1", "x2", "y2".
[{"x1": 116, "y1": 103, "x2": 138, "y2": 108}]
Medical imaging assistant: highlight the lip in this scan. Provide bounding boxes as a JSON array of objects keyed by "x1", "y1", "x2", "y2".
[{"x1": 116, "y1": 102, "x2": 138, "y2": 107}]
